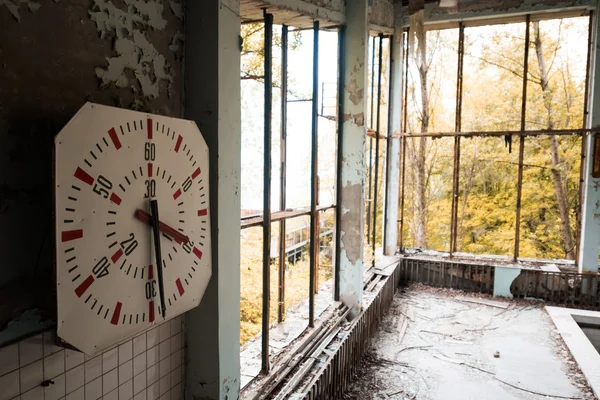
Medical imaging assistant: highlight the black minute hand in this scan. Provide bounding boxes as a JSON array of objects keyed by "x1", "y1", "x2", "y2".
[{"x1": 150, "y1": 199, "x2": 166, "y2": 319}]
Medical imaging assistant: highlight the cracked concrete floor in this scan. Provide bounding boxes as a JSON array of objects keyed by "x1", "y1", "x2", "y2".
[{"x1": 345, "y1": 284, "x2": 596, "y2": 400}]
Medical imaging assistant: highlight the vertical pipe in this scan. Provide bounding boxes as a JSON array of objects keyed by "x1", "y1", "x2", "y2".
[
  {"x1": 450, "y1": 23, "x2": 465, "y2": 255},
  {"x1": 514, "y1": 15, "x2": 530, "y2": 261},
  {"x1": 261, "y1": 10, "x2": 273, "y2": 374},
  {"x1": 398, "y1": 29, "x2": 409, "y2": 252},
  {"x1": 577, "y1": 11, "x2": 594, "y2": 265},
  {"x1": 367, "y1": 36, "x2": 376, "y2": 245},
  {"x1": 334, "y1": 26, "x2": 345, "y2": 302},
  {"x1": 309, "y1": 20, "x2": 320, "y2": 327},
  {"x1": 372, "y1": 34, "x2": 383, "y2": 266},
  {"x1": 383, "y1": 36, "x2": 393, "y2": 253},
  {"x1": 278, "y1": 24, "x2": 288, "y2": 324}
]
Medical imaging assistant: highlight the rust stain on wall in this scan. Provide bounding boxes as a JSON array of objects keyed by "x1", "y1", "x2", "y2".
[
  {"x1": 341, "y1": 183, "x2": 363, "y2": 264},
  {"x1": 346, "y1": 78, "x2": 363, "y2": 105},
  {"x1": 353, "y1": 112, "x2": 364, "y2": 127}
]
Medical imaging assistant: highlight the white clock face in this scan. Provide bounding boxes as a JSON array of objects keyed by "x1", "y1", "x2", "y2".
[{"x1": 55, "y1": 103, "x2": 211, "y2": 355}]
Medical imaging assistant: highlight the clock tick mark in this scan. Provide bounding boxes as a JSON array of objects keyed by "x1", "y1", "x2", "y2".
[
  {"x1": 136, "y1": 314, "x2": 139, "y2": 324},
  {"x1": 66, "y1": 256, "x2": 76, "y2": 263},
  {"x1": 108, "y1": 210, "x2": 117, "y2": 215},
  {"x1": 97, "y1": 305, "x2": 103, "y2": 315},
  {"x1": 71, "y1": 274, "x2": 81, "y2": 282},
  {"x1": 127, "y1": 122, "x2": 131, "y2": 132},
  {"x1": 167, "y1": 175, "x2": 172, "y2": 183},
  {"x1": 192, "y1": 161, "x2": 197, "y2": 167},
  {"x1": 172, "y1": 246, "x2": 178, "y2": 253},
  {"x1": 119, "y1": 184, "x2": 126, "y2": 192},
  {"x1": 85, "y1": 159, "x2": 92, "y2": 167},
  {"x1": 171, "y1": 181, "x2": 177, "y2": 189},
  {"x1": 134, "y1": 267, "x2": 138, "y2": 278},
  {"x1": 162, "y1": 233, "x2": 173, "y2": 242},
  {"x1": 185, "y1": 278, "x2": 189, "y2": 285},
  {"x1": 174, "y1": 135, "x2": 183, "y2": 152},
  {"x1": 162, "y1": 170, "x2": 166, "y2": 180},
  {"x1": 91, "y1": 299, "x2": 97, "y2": 309},
  {"x1": 68, "y1": 196, "x2": 77, "y2": 201},
  {"x1": 120, "y1": 259, "x2": 126, "y2": 270},
  {"x1": 132, "y1": 170, "x2": 137, "y2": 179},
  {"x1": 104, "y1": 308, "x2": 110, "y2": 319},
  {"x1": 74, "y1": 168, "x2": 94, "y2": 186},
  {"x1": 85, "y1": 294, "x2": 92, "y2": 304},
  {"x1": 188, "y1": 272, "x2": 193, "y2": 279},
  {"x1": 107, "y1": 222, "x2": 116, "y2": 226},
  {"x1": 65, "y1": 208, "x2": 75, "y2": 212},
  {"x1": 107, "y1": 232, "x2": 116, "y2": 238},
  {"x1": 120, "y1": 126, "x2": 125, "y2": 136},
  {"x1": 90, "y1": 150, "x2": 97, "y2": 160},
  {"x1": 68, "y1": 265, "x2": 78, "y2": 273},
  {"x1": 134, "y1": 120, "x2": 137, "y2": 130},
  {"x1": 129, "y1": 315, "x2": 132, "y2": 324},
  {"x1": 103, "y1": 137, "x2": 109, "y2": 147},
  {"x1": 192, "y1": 265, "x2": 197, "y2": 270},
  {"x1": 65, "y1": 247, "x2": 74, "y2": 253},
  {"x1": 139, "y1": 166, "x2": 143, "y2": 177},
  {"x1": 127, "y1": 264, "x2": 132, "y2": 274},
  {"x1": 64, "y1": 220, "x2": 73, "y2": 224},
  {"x1": 125, "y1": 176, "x2": 131, "y2": 185},
  {"x1": 168, "y1": 298, "x2": 172, "y2": 307},
  {"x1": 72, "y1": 185, "x2": 81, "y2": 191},
  {"x1": 96, "y1": 143, "x2": 103, "y2": 153},
  {"x1": 168, "y1": 253, "x2": 172, "y2": 261},
  {"x1": 141, "y1": 267, "x2": 145, "y2": 279},
  {"x1": 111, "y1": 302, "x2": 123, "y2": 325},
  {"x1": 109, "y1": 241, "x2": 117, "y2": 249}
]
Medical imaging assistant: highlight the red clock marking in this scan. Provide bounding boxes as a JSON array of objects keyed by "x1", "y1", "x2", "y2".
[
  {"x1": 149, "y1": 301, "x2": 155, "y2": 323},
  {"x1": 147, "y1": 118, "x2": 153, "y2": 139},
  {"x1": 176, "y1": 278, "x2": 185, "y2": 296},
  {"x1": 148, "y1": 264, "x2": 153, "y2": 280},
  {"x1": 74, "y1": 167, "x2": 94, "y2": 186},
  {"x1": 110, "y1": 193, "x2": 122, "y2": 205},
  {"x1": 148, "y1": 163, "x2": 153, "y2": 177},
  {"x1": 192, "y1": 247, "x2": 203, "y2": 260},
  {"x1": 173, "y1": 189, "x2": 182, "y2": 200},
  {"x1": 111, "y1": 248, "x2": 124, "y2": 263},
  {"x1": 75, "y1": 275, "x2": 94, "y2": 298},
  {"x1": 191, "y1": 168, "x2": 201, "y2": 180},
  {"x1": 197, "y1": 209, "x2": 208, "y2": 217},
  {"x1": 174, "y1": 135, "x2": 183, "y2": 152},
  {"x1": 108, "y1": 128, "x2": 122, "y2": 150},
  {"x1": 110, "y1": 302, "x2": 122, "y2": 325},
  {"x1": 62, "y1": 229, "x2": 83, "y2": 242}
]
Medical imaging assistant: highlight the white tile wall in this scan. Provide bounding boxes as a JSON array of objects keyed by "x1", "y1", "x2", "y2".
[{"x1": 0, "y1": 317, "x2": 184, "y2": 400}]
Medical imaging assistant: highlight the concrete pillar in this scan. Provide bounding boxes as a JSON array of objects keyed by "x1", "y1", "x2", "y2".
[
  {"x1": 579, "y1": 10, "x2": 600, "y2": 274},
  {"x1": 384, "y1": 28, "x2": 403, "y2": 256},
  {"x1": 338, "y1": 0, "x2": 368, "y2": 309},
  {"x1": 183, "y1": 0, "x2": 241, "y2": 398}
]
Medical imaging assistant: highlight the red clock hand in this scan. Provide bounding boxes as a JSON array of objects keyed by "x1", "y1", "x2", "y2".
[{"x1": 134, "y1": 209, "x2": 190, "y2": 244}]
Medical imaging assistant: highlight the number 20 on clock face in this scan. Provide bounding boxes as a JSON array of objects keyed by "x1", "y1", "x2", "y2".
[{"x1": 55, "y1": 103, "x2": 212, "y2": 355}]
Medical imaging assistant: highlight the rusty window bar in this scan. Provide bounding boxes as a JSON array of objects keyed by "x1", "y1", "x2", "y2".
[
  {"x1": 398, "y1": 29, "x2": 409, "y2": 253},
  {"x1": 241, "y1": 205, "x2": 337, "y2": 229},
  {"x1": 392, "y1": 128, "x2": 600, "y2": 138},
  {"x1": 449, "y1": 23, "x2": 465, "y2": 256},
  {"x1": 514, "y1": 15, "x2": 531, "y2": 261},
  {"x1": 261, "y1": 10, "x2": 273, "y2": 374},
  {"x1": 309, "y1": 20, "x2": 320, "y2": 327},
  {"x1": 367, "y1": 36, "x2": 376, "y2": 246},
  {"x1": 277, "y1": 24, "x2": 288, "y2": 324},
  {"x1": 383, "y1": 34, "x2": 395, "y2": 253},
  {"x1": 372, "y1": 34, "x2": 384, "y2": 267},
  {"x1": 334, "y1": 25, "x2": 345, "y2": 301}
]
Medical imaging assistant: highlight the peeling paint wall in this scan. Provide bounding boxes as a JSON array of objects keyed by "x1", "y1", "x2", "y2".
[
  {"x1": 369, "y1": 0, "x2": 394, "y2": 28},
  {"x1": 339, "y1": 0, "x2": 368, "y2": 311},
  {"x1": 0, "y1": 0, "x2": 183, "y2": 340}
]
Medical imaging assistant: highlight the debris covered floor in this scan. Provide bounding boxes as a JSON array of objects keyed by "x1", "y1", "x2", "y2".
[{"x1": 345, "y1": 284, "x2": 596, "y2": 400}]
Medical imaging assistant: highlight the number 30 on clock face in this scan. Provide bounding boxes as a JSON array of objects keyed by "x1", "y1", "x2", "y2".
[{"x1": 55, "y1": 103, "x2": 212, "y2": 355}]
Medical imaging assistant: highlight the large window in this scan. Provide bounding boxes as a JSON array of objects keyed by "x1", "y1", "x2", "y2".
[
  {"x1": 239, "y1": 17, "x2": 341, "y2": 382},
  {"x1": 399, "y1": 13, "x2": 591, "y2": 261}
]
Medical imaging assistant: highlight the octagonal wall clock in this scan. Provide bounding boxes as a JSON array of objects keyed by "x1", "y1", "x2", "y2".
[{"x1": 55, "y1": 103, "x2": 212, "y2": 355}]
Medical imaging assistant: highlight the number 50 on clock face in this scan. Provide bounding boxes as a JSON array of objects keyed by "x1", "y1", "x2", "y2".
[{"x1": 55, "y1": 103, "x2": 212, "y2": 355}]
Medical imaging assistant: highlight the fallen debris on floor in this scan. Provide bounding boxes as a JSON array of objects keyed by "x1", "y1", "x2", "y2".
[{"x1": 344, "y1": 284, "x2": 596, "y2": 400}]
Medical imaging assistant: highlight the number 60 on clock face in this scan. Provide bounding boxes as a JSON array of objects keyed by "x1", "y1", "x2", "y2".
[{"x1": 55, "y1": 103, "x2": 212, "y2": 355}]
